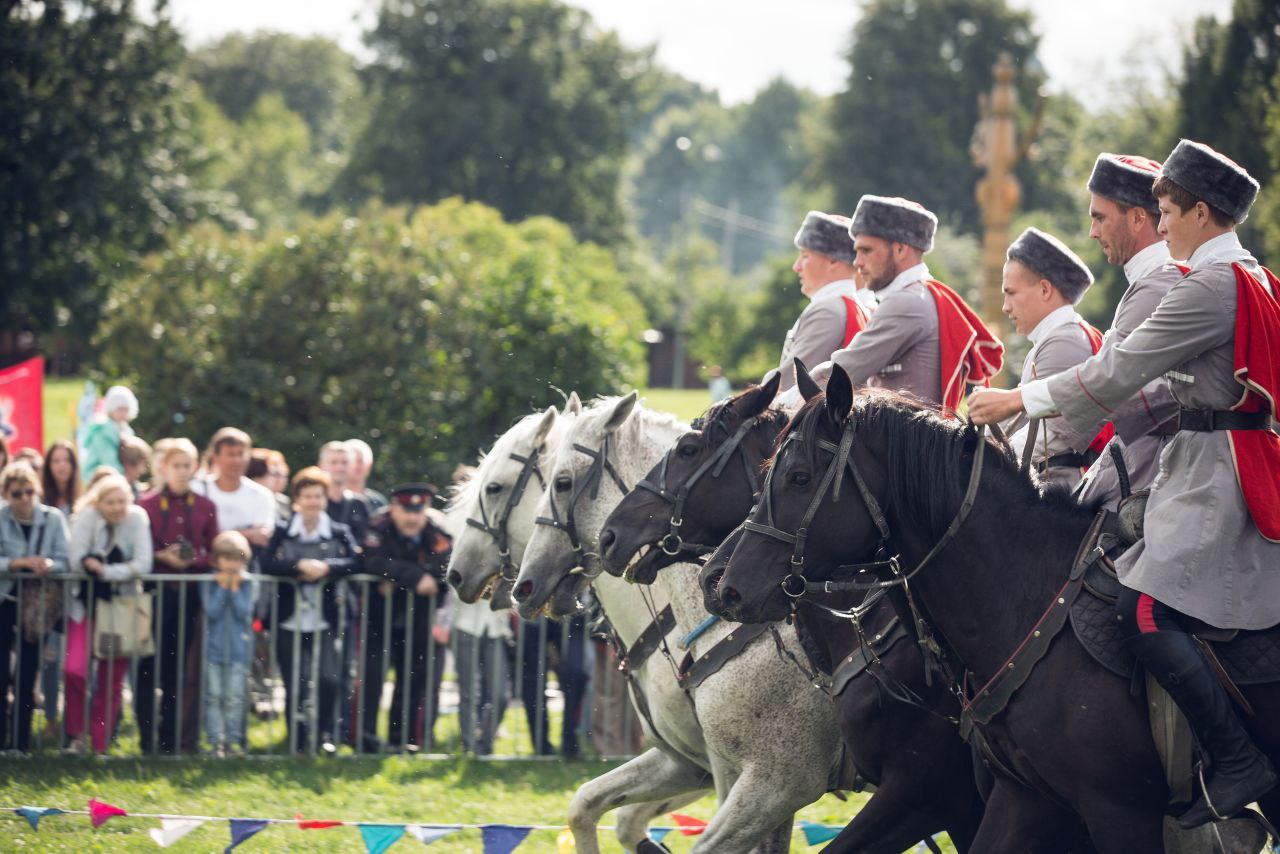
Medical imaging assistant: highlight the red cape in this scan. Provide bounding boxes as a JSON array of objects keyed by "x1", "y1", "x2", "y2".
[
  {"x1": 840, "y1": 295, "x2": 869, "y2": 348},
  {"x1": 1228, "y1": 263, "x2": 1280, "y2": 542},
  {"x1": 924, "y1": 279, "x2": 1004, "y2": 413},
  {"x1": 1077, "y1": 321, "x2": 1116, "y2": 463}
]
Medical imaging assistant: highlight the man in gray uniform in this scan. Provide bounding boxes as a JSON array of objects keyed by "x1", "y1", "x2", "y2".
[
  {"x1": 817, "y1": 195, "x2": 1002, "y2": 411},
  {"x1": 970, "y1": 139, "x2": 1280, "y2": 827},
  {"x1": 999, "y1": 227, "x2": 1098, "y2": 489},
  {"x1": 1076, "y1": 153, "x2": 1184, "y2": 508},
  {"x1": 774, "y1": 211, "x2": 870, "y2": 395}
]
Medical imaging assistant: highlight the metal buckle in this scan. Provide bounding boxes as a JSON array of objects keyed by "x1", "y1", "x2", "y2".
[
  {"x1": 781, "y1": 573, "x2": 806, "y2": 598},
  {"x1": 660, "y1": 533, "x2": 683, "y2": 556}
]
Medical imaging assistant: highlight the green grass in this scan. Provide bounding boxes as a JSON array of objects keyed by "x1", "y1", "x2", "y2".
[
  {"x1": 43, "y1": 375, "x2": 86, "y2": 446},
  {"x1": 0, "y1": 755, "x2": 924, "y2": 852},
  {"x1": 636, "y1": 388, "x2": 721, "y2": 423}
]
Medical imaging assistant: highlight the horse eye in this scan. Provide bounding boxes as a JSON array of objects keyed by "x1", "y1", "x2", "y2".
[
  {"x1": 555, "y1": 475, "x2": 572, "y2": 492},
  {"x1": 484, "y1": 482, "x2": 504, "y2": 495},
  {"x1": 788, "y1": 471, "x2": 811, "y2": 487},
  {"x1": 678, "y1": 443, "x2": 699, "y2": 457}
]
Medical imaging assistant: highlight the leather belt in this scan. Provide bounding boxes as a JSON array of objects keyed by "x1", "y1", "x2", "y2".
[
  {"x1": 1177, "y1": 408, "x2": 1273, "y2": 432},
  {"x1": 1039, "y1": 449, "x2": 1097, "y2": 472}
]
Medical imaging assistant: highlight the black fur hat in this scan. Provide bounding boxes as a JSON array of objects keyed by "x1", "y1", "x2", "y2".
[
  {"x1": 794, "y1": 211, "x2": 856, "y2": 264},
  {"x1": 1087, "y1": 153, "x2": 1161, "y2": 213},
  {"x1": 1006, "y1": 227, "x2": 1094, "y2": 303},
  {"x1": 1160, "y1": 139, "x2": 1259, "y2": 223},
  {"x1": 849, "y1": 195, "x2": 937, "y2": 253}
]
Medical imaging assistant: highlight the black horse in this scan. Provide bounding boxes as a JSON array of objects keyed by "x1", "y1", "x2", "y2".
[
  {"x1": 598, "y1": 373, "x2": 986, "y2": 854},
  {"x1": 713, "y1": 364, "x2": 1280, "y2": 853}
]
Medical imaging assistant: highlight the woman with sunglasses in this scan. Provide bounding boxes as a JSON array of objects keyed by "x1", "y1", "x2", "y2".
[{"x1": 0, "y1": 462, "x2": 70, "y2": 752}]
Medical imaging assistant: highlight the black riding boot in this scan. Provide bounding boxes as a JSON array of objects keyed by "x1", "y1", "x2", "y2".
[{"x1": 1126, "y1": 630, "x2": 1277, "y2": 828}]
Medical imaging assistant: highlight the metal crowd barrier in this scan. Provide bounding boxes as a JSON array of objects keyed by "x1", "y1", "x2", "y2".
[{"x1": 0, "y1": 572, "x2": 641, "y2": 759}]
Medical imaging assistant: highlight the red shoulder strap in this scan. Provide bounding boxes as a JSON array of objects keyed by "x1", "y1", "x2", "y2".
[
  {"x1": 840, "y1": 295, "x2": 868, "y2": 348},
  {"x1": 1076, "y1": 320, "x2": 1113, "y2": 462}
]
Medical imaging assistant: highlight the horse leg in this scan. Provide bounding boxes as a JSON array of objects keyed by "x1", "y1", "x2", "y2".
[
  {"x1": 968, "y1": 780, "x2": 1087, "y2": 854},
  {"x1": 566, "y1": 746, "x2": 710, "y2": 854},
  {"x1": 690, "y1": 765, "x2": 808, "y2": 853},
  {"x1": 1076, "y1": 795, "x2": 1163, "y2": 854},
  {"x1": 817, "y1": 784, "x2": 949, "y2": 854},
  {"x1": 615, "y1": 791, "x2": 704, "y2": 852}
]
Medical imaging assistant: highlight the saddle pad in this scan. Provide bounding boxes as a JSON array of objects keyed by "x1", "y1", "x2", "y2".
[{"x1": 1071, "y1": 590, "x2": 1280, "y2": 685}]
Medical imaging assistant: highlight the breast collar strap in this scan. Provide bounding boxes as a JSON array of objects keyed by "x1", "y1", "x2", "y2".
[
  {"x1": 535, "y1": 434, "x2": 631, "y2": 579},
  {"x1": 634, "y1": 416, "x2": 760, "y2": 563},
  {"x1": 465, "y1": 446, "x2": 545, "y2": 581}
]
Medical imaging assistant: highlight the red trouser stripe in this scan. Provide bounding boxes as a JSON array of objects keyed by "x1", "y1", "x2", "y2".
[{"x1": 1135, "y1": 593, "x2": 1160, "y2": 634}]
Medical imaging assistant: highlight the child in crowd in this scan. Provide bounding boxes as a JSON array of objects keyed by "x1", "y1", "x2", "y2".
[
  {"x1": 79, "y1": 385, "x2": 139, "y2": 483},
  {"x1": 201, "y1": 530, "x2": 254, "y2": 757}
]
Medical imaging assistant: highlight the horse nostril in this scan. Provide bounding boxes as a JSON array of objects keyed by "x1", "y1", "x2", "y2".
[
  {"x1": 447, "y1": 570, "x2": 463, "y2": 589},
  {"x1": 719, "y1": 584, "x2": 741, "y2": 607},
  {"x1": 599, "y1": 529, "x2": 616, "y2": 554},
  {"x1": 513, "y1": 580, "x2": 534, "y2": 602}
]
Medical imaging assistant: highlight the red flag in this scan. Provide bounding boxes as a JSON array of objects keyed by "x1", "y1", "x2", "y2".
[
  {"x1": 0, "y1": 356, "x2": 43, "y2": 453},
  {"x1": 670, "y1": 813, "x2": 708, "y2": 836},
  {"x1": 88, "y1": 797, "x2": 127, "y2": 828},
  {"x1": 295, "y1": 812, "x2": 343, "y2": 829}
]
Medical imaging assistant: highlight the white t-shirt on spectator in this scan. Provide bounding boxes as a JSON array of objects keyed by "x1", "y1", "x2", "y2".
[{"x1": 194, "y1": 476, "x2": 277, "y2": 533}]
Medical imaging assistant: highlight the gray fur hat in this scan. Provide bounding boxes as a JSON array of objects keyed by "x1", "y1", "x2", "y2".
[
  {"x1": 1006, "y1": 227, "x2": 1094, "y2": 303},
  {"x1": 849, "y1": 195, "x2": 937, "y2": 252},
  {"x1": 794, "y1": 211, "x2": 856, "y2": 263},
  {"x1": 1087, "y1": 153, "x2": 1161, "y2": 213},
  {"x1": 1160, "y1": 139, "x2": 1259, "y2": 223}
]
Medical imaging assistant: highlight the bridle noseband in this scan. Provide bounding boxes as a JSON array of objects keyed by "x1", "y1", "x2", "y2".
[
  {"x1": 465, "y1": 445, "x2": 546, "y2": 582},
  {"x1": 634, "y1": 415, "x2": 761, "y2": 561},
  {"x1": 535, "y1": 433, "x2": 631, "y2": 579}
]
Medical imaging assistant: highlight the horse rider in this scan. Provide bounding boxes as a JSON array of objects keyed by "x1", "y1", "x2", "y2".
[
  {"x1": 812, "y1": 195, "x2": 1004, "y2": 412},
  {"x1": 1075, "y1": 153, "x2": 1185, "y2": 508},
  {"x1": 772, "y1": 210, "x2": 872, "y2": 406},
  {"x1": 970, "y1": 139, "x2": 1280, "y2": 827},
  {"x1": 998, "y1": 227, "x2": 1104, "y2": 490}
]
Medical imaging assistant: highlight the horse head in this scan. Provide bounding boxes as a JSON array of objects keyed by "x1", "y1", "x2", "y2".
[
  {"x1": 446, "y1": 394, "x2": 578, "y2": 607},
  {"x1": 599, "y1": 371, "x2": 785, "y2": 584}
]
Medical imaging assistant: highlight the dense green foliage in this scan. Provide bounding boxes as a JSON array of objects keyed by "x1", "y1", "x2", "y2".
[{"x1": 94, "y1": 201, "x2": 646, "y2": 482}]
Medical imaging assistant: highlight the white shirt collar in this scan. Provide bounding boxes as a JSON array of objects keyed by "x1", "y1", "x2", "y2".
[
  {"x1": 288, "y1": 512, "x2": 333, "y2": 541},
  {"x1": 877, "y1": 262, "x2": 930, "y2": 299},
  {"x1": 853, "y1": 287, "x2": 877, "y2": 311},
  {"x1": 807, "y1": 278, "x2": 858, "y2": 304},
  {"x1": 1027, "y1": 304, "x2": 1082, "y2": 346},
  {"x1": 1188, "y1": 231, "x2": 1252, "y2": 270},
  {"x1": 1123, "y1": 241, "x2": 1173, "y2": 285}
]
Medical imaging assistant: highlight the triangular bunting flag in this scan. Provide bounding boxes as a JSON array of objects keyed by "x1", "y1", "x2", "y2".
[
  {"x1": 16, "y1": 806, "x2": 63, "y2": 831},
  {"x1": 150, "y1": 818, "x2": 205, "y2": 847},
  {"x1": 482, "y1": 824, "x2": 532, "y2": 853},
  {"x1": 406, "y1": 825, "x2": 456, "y2": 845},
  {"x1": 89, "y1": 798, "x2": 127, "y2": 829},
  {"x1": 799, "y1": 820, "x2": 840, "y2": 846},
  {"x1": 648, "y1": 827, "x2": 672, "y2": 845},
  {"x1": 226, "y1": 818, "x2": 270, "y2": 851},
  {"x1": 296, "y1": 812, "x2": 344, "y2": 829},
  {"x1": 670, "y1": 813, "x2": 708, "y2": 836},
  {"x1": 359, "y1": 823, "x2": 406, "y2": 854}
]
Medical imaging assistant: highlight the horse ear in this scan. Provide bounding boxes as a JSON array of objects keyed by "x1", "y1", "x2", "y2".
[
  {"x1": 532, "y1": 406, "x2": 557, "y2": 446},
  {"x1": 825, "y1": 364, "x2": 853, "y2": 421},
  {"x1": 565, "y1": 391, "x2": 582, "y2": 416},
  {"x1": 794, "y1": 357, "x2": 822, "y2": 402},
  {"x1": 736, "y1": 370, "x2": 781, "y2": 419},
  {"x1": 603, "y1": 390, "x2": 639, "y2": 434}
]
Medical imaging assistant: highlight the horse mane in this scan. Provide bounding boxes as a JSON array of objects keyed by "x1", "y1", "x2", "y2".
[
  {"x1": 694, "y1": 384, "x2": 790, "y2": 435},
  {"x1": 446, "y1": 408, "x2": 554, "y2": 516},
  {"x1": 774, "y1": 388, "x2": 1094, "y2": 536}
]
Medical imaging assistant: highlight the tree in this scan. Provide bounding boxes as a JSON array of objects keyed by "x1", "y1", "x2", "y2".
[
  {"x1": 823, "y1": 0, "x2": 1051, "y2": 232},
  {"x1": 337, "y1": 0, "x2": 649, "y2": 246},
  {"x1": 94, "y1": 200, "x2": 647, "y2": 484},
  {"x1": 0, "y1": 0, "x2": 223, "y2": 342}
]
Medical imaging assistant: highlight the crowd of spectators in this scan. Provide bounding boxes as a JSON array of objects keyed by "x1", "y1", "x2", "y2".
[{"x1": 0, "y1": 387, "x2": 623, "y2": 759}]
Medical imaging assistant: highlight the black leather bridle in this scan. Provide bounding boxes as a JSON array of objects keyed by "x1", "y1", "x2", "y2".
[
  {"x1": 633, "y1": 415, "x2": 762, "y2": 561},
  {"x1": 535, "y1": 434, "x2": 630, "y2": 578},
  {"x1": 465, "y1": 446, "x2": 545, "y2": 582}
]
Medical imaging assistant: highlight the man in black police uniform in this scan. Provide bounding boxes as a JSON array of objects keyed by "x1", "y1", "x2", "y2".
[{"x1": 356, "y1": 483, "x2": 451, "y2": 753}]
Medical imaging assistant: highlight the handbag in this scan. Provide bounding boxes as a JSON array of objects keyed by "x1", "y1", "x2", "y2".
[
  {"x1": 94, "y1": 581, "x2": 154, "y2": 659},
  {"x1": 18, "y1": 517, "x2": 65, "y2": 641}
]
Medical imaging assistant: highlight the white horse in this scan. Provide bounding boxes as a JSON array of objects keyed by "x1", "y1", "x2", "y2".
[
  {"x1": 445, "y1": 396, "x2": 705, "y2": 851},
  {"x1": 513, "y1": 392, "x2": 848, "y2": 854}
]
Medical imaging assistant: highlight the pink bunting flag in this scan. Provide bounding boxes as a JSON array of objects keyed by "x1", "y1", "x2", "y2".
[{"x1": 89, "y1": 798, "x2": 127, "y2": 829}]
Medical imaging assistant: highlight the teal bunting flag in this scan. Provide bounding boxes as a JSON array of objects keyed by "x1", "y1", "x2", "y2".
[
  {"x1": 647, "y1": 827, "x2": 672, "y2": 845},
  {"x1": 799, "y1": 820, "x2": 841, "y2": 846},
  {"x1": 359, "y1": 823, "x2": 406, "y2": 854},
  {"x1": 16, "y1": 806, "x2": 63, "y2": 831}
]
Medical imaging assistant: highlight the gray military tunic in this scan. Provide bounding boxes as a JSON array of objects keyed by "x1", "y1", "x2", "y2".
[
  {"x1": 777, "y1": 279, "x2": 864, "y2": 393},
  {"x1": 1008, "y1": 307, "x2": 1097, "y2": 491},
  {"x1": 1076, "y1": 242, "x2": 1184, "y2": 509},
  {"x1": 830, "y1": 263, "x2": 942, "y2": 405},
  {"x1": 1025, "y1": 232, "x2": 1280, "y2": 629}
]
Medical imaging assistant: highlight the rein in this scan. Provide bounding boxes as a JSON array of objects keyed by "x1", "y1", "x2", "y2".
[
  {"x1": 534, "y1": 433, "x2": 631, "y2": 579},
  {"x1": 465, "y1": 445, "x2": 545, "y2": 582},
  {"x1": 633, "y1": 415, "x2": 762, "y2": 563}
]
